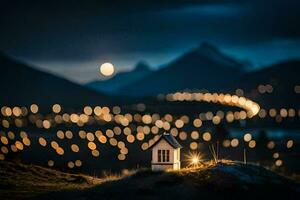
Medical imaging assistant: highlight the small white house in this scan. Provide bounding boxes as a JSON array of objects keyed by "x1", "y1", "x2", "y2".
[{"x1": 149, "y1": 132, "x2": 182, "y2": 171}]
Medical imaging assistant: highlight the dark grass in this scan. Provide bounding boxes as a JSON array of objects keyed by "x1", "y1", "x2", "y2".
[
  {"x1": 1, "y1": 160, "x2": 300, "y2": 200},
  {"x1": 37, "y1": 161, "x2": 300, "y2": 200},
  {"x1": 0, "y1": 161, "x2": 99, "y2": 200}
]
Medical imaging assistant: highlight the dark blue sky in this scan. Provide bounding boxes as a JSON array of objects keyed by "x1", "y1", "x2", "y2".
[{"x1": 0, "y1": 0, "x2": 299, "y2": 83}]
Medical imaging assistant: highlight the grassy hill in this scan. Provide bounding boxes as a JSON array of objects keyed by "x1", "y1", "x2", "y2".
[
  {"x1": 1, "y1": 160, "x2": 299, "y2": 200},
  {"x1": 0, "y1": 161, "x2": 103, "y2": 200}
]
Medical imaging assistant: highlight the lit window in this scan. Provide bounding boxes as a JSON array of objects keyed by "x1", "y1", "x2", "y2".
[
  {"x1": 158, "y1": 149, "x2": 170, "y2": 162},
  {"x1": 166, "y1": 150, "x2": 170, "y2": 162},
  {"x1": 158, "y1": 150, "x2": 162, "y2": 162}
]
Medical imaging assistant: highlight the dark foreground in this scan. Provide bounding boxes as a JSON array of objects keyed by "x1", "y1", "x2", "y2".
[
  {"x1": 1, "y1": 161, "x2": 299, "y2": 200},
  {"x1": 0, "y1": 161, "x2": 101, "y2": 200}
]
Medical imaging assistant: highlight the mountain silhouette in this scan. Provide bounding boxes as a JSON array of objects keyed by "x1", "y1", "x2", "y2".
[
  {"x1": 0, "y1": 53, "x2": 115, "y2": 109},
  {"x1": 87, "y1": 61, "x2": 152, "y2": 94},
  {"x1": 118, "y1": 43, "x2": 246, "y2": 96},
  {"x1": 232, "y1": 60, "x2": 300, "y2": 108}
]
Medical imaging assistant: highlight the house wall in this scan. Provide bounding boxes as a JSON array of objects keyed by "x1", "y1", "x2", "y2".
[
  {"x1": 152, "y1": 139, "x2": 174, "y2": 163},
  {"x1": 151, "y1": 139, "x2": 181, "y2": 171},
  {"x1": 173, "y1": 148, "x2": 181, "y2": 170},
  {"x1": 152, "y1": 164, "x2": 173, "y2": 171}
]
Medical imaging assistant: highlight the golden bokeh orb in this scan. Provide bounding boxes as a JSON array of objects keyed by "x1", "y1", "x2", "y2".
[
  {"x1": 243, "y1": 133, "x2": 252, "y2": 142},
  {"x1": 48, "y1": 160, "x2": 54, "y2": 167},
  {"x1": 202, "y1": 132, "x2": 211, "y2": 142},
  {"x1": 75, "y1": 160, "x2": 82, "y2": 167}
]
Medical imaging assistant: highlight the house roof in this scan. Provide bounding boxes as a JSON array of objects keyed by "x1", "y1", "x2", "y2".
[{"x1": 149, "y1": 132, "x2": 182, "y2": 149}]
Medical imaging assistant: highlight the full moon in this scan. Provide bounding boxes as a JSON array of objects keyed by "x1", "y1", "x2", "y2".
[{"x1": 100, "y1": 62, "x2": 114, "y2": 76}]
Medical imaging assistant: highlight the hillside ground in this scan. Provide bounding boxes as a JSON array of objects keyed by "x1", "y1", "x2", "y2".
[{"x1": 0, "y1": 160, "x2": 299, "y2": 200}]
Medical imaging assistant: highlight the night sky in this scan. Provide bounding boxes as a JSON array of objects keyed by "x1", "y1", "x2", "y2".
[{"x1": 1, "y1": 0, "x2": 299, "y2": 83}]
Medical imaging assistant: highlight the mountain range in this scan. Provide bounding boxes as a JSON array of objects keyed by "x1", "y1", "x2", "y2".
[
  {"x1": 1, "y1": 42, "x2": 299, "y2": 111},
  {"x1": 87, "y1": 61, "x2": 152, "y2": 94},
  {"x1": 85, "y1": 42, "x2": 300, "y2": 110},
  {"x1": 119, "y1": 43, "x2": 246, "y2": 96},
  {"x1": 232, "y1": 60, "x2": 300, "y2": 108},
  {"x1": 0, "y1": 53, "x2": 115, "y2": 109},
  {"x1": 87, "y1": 43, "x2": 246, "y2": 96}
]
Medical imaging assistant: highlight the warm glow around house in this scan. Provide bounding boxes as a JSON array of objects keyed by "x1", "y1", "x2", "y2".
[{"x1": 186, "y1": 152, "x2": 202, "y2": 168}]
